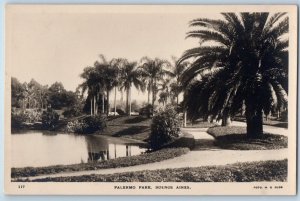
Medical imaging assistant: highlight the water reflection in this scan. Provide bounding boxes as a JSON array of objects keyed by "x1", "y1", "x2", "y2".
[
  {"x1": 85, "y1": 136, "x2": 144, "y2": 162},
  {"x1": 11, "y1": 131, "x2": 146, "y2": 168}
]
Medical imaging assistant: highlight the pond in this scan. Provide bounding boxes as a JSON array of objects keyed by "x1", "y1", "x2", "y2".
[{"x1": 11, "y1": 131, "x2": 147, "y2": 168}]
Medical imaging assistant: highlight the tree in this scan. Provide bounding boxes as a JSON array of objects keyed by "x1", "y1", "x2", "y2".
[
  {"x1": 169, "y1": 56, "x2": 189, "y2": 105},
  {"x1": 79, "y1": 66, "x2": 104, "y2": 115},
  {"x1": 120, "y1": 60, "x2": 145, "y2": 115},
  {"x1": 11, "y1": 77, "x2": 25, "y2": 108},
  {"x1": 158, "y1": 78, "x2": 171, "y2": 106},
  {"x1": 140, "y1": 57, "x2": 171, "y2": 111},
  {"x1": 180, "y1": 12, "x2": 288, "y2": 138},
  {"x1": 94, "y1": 55, "x2": 120, "y2": 116}
]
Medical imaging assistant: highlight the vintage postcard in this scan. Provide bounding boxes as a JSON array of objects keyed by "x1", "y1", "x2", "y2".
[{"x1": 4, "y1": 5, "x2": 297, "y2": 195}]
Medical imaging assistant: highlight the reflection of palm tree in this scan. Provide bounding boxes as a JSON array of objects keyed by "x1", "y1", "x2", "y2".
[
  {"x1": 120, "y1": 60, "x2": 145, "y2": 115},
  {"x1": 180, "y1": 13, "x2": 288, "y2": 138},
  {"x1": 140, "y1": 57, "x2": 171, "y2": 110}
]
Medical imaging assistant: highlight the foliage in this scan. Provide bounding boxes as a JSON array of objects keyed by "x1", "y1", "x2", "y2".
[
  {"x1": 11, "y1": 108, "x2": 43, "y2": 129},
  {"x1": 41, "y1": 108, "x2": 60, "y2": 129},
  {"x1": 140, "y1": 57, "x2": 172, "y2": 109},
  {"x1": 11, "y1": 110, "x2": 28, "y2": 129},
  {"x1": 66, "y1": 115, "x2": 107, "y2": 134},
  {"x1": 20, "y1": 159, "x2": 287, "y2": 182},
  {"x1": 62, "y1": 105, "x2": 83, "y2": 118},
  {"x1": 180, "y1": 12, "x2": 288, "y2": 138},
  {"x1": 11, "y1": 148, "x2": 189, "y2": 178},
  {"x1": 139, "y1": 104, "x2": 153, "y2": 118},
  {"x1": 116, "y1": 108, "x2": 126, "y2": 115},
  {"x1": 150, "y1": 106, "x2": 181, "y2": 150}
]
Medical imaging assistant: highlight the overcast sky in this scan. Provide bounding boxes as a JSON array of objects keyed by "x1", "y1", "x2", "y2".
[{"x1": 7, "y1": 5, "x2": 222, "y2": 102}]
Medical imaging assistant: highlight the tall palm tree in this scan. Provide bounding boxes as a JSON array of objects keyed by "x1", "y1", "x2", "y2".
[
  {"x1": 140, "y1": 57, "x2": 171, "y2": 110},
  {"x1": 169, "y1": 56, "x2": 189, "y2": 105},
  {"x1": 158, "y1": 78, "x2": 171, "y2": 106},
  {"x1": 94, "y1": 55, "x2": 120, "y2": 115},
  {"x1": 109, "y1": 58, "x2": 125, "y2": 116},
  {"x1": 180, "y1": 12, "x2": 288, "y2": 138},
  {"x1": 120, "y1": 60, "x2": 145, "y2": 115},
  {"x1": 79, "y1": 66, "x2": 104, "y2": 115}
]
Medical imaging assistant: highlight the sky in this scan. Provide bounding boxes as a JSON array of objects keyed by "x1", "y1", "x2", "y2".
[{"x1": 7, "y1": 5, "x2": 222, "y2": 102}]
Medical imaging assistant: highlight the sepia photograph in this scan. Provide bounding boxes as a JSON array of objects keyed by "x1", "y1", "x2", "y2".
[{"x1": 4, "y1": 5, "x2": 297, "y2": 195}]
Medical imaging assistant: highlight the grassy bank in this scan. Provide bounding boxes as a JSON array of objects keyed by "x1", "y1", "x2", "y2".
[
  {"x1": 96, "y1": 115, "x2": 151, "y2": 141},
  {"x1": 207, "y1": 126, "x2": 287, "y2": 150},
  {"x1": 11, "y1": 147, "x2": 189, "y2": 178},
  {"x1": 23, "y1": 159, "x2": 287, "y2": 182}
]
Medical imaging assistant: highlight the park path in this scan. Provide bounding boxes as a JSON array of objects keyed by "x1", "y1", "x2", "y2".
[{"x1": 16, "y1": 122, "x2": 288, "y2": 181}]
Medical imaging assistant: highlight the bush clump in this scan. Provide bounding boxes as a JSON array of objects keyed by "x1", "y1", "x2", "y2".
[
  {"x1": 62, "y1": 107, "x2": 82, "y2": 118},
  {"x1": 41, "y1": 108, "x2": 60, "y2": 129},
  {"x1": 66, "y1": 115, "x2": 107, "y2": 134},
  {"x1": 11, "y1": 108, "x2": 43, "y2": 129},
  {"x1": 150, "y1": 106, "x2": 181, "y2": 150}
]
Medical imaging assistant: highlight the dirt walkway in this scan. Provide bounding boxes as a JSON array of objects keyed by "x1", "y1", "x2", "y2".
[{"x1": 16, "y1": 124, "x2": 288, "y2": 181}]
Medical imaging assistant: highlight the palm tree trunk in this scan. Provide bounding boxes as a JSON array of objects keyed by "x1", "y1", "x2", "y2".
[
  {"x1": 129, "y1": 87, "x2": 131, "y2": 116},
  {"x1": 221, "y1": 108, "x2": 231, "y2": 126},
  {"x1": 93, "y1": 96, "x2": 96, "y2": 115},
  {"x1": 126, "y1": 88, "x2": 129, "y2": 115},
  {"x1": 106, "y1": 90, "x2": 110, "y2": 116},
  {"x1": 147, "y1": 86, "x2": 150, "y2": 105},
  {"x1": 152, "y1": 81, "x2": 156, "y2": 110},
  {"x1": 90, "y1": 98, "x2": 93, "y2": 115},
  {"x1": 102, "y1": 94, "x2": 105, "y2": 114},
  {"x1": 245, "y1": 103, "x2": 263, "y2": 138},
  {"x1": 114, "y1": 87, "x2": 117, "y2": 116}
]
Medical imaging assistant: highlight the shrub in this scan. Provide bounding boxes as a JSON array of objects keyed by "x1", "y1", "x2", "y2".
[
  {"x1": 41, "y1": 108, "x2": 60, "y2": 129},
  {"x1": 116, "y1": 108, "x2": 126, "y2": 115},
  {"x1": 11, "y1": 110, "x2": 27, "y2": 129},
  {"x1": 11, "y1": 108, "x2": 43, "y2": 129},
  {"x1": 139, "y1": 104, "x2": 153, "y2": 118},
  {"x1": 150, "y1": 106, "x2": 181, "y2": 150},
  {"x1": 63, "y1": 107, "x2": 82, "y2": 118},
  {"x1": 66, "y1": 115, "x2": 107, "y2": 134}
]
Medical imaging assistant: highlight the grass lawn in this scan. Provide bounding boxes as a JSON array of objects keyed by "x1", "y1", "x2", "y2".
[
  {"x1": 24, "y1": 159, "x2": 287, "y2": 182},
  {"x1": 234, "y1": 116, "x2": 288, "y2": 128},
  {"x1": 11, "y1": 147, "x2": 189, "y2": 178},
  {"x1": 186, "y1": 119, "x2": 217, "y2": 128},
  {"x1": 99, "y1": 116, "x2": 152, "y2": 141},
  {"x1": 207, "y1": 126, "x2": 287, "y2": 150}
]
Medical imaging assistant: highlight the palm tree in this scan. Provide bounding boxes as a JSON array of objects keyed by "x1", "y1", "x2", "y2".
[
  {"x1": 120, "y1": 60, "x2": 145, "y2": 115},
  {"x1": 180, "y1": 12, "x2": 288, "y2": 138},
  {"x1": 140, "y1": 57, "x2": 171, "y2": 110},
  {"x1": 158, "y1": 78, "x2": 171, "y2": 106},
  {"x1": 79, "y1": 66, "x2": 103, "y2": 115},
  {"x1": 109, "y1": 58, "x2": 125, "y2": 116},
  {"x1": 94, "y1": 55, "x2": 120, "y2": 116},
  {"x1": 169, "y1": 56, "x2": 189, "y2": 105}
]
